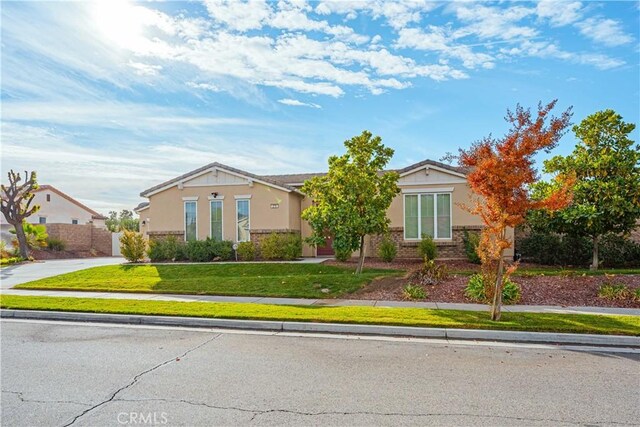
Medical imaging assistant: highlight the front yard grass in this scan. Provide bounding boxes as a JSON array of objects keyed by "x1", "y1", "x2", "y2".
[
  {"x1": 14, "y1": 263, "x2": 401, "y2": 299},
  {"x1": 1, "y1": 295, "x2": 639, "y2": 336}
]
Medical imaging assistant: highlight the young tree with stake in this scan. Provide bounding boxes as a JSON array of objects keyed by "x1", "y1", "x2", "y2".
[
  {"x1": 458, "y1": 101, "x2": 574, "y2": 320},
  {"x1": 302, "y1": 131, "x2": 400, "y2": 274}
]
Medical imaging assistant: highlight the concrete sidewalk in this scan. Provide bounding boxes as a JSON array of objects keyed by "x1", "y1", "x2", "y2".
[{"x1": 2, "y1": 288, "x2": 639, "y2": 316}]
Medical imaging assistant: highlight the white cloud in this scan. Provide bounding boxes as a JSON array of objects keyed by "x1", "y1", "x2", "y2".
[
  {"x1": 128, "y1": 61, "x2": 162, "y2": 76},
  {"x1": 203, "y1": 0, "x2": 271, "y2": 31},
  {"x1": 536, "y1": 1, "x2": 583, "y2": 26},
  {"x1": 277, "y1": 98, "x2": 322, "y2": 108},
  {"x1": 396, "y1": 27, "x2": 495, "y2": 70},
  {"x1": 186, "y1": 82, "x2": 222, "y2": 92},
  {"x1": 450, "y1": 3, "x2": 538, "y2": 40},
  {"x1": 501, "y1": 40, "x2": 625, "y2": 70},
  {"x1": 315, "y1": 0, "x2": 438, "y2": 30},
  {"x1": 575, "y1": 17, "x2": 633, "y2": 47}
]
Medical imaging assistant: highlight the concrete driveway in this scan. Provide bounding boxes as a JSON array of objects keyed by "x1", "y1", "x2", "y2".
[{"x1": 0, "y1": 257, "x2": 124, "y2": 289}]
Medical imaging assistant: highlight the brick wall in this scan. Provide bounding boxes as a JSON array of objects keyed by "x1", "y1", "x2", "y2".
[
  {"x1": 45, "y1": 223, "x2": 112, "y2": 256},
  {"x1": 369, "y1": 226, "x2": 482, "y2": 259},
  {"x1": 148, "y1": 230, "x2": 184, "y2": 241}
]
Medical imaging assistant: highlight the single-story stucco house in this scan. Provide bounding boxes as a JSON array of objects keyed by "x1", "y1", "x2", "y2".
[
  {"x1": 135, "y1": 159, "x2": 514, "y2": 259},
  {"x1": 1, "y1": 185, "x2": 107, "y2": 245}
]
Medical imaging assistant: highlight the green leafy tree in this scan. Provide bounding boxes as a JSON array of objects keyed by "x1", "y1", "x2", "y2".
[
  {"x1": 301, "y1": 131, "x2": 400, "y2": 274},
  {"x1": 1, "y1": 170, "x2": 40, "y2": 258},
  {"x1": 106, "y1": 209, "x2": 139, "y2": 232},
  {"x1": 530, "y1": 109, "x2": 640, "y2": 270}
]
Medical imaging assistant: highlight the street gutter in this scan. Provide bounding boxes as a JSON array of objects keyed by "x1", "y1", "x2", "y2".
[{"x1": 2, "y1": 309, "x2": 639, "y2": 348}]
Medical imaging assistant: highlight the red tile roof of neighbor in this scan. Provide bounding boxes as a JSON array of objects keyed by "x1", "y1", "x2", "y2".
[{"x1": 34, "y1": 185, "x2": 106, "y2": 219}]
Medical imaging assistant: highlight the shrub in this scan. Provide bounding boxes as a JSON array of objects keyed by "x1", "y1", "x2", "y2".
[
  {"x1": 634, "y1": 288, "x2": 640, "y2": 302},
  {"x1": 260, "y1": 233, "x2": 302, "y2": 260},
  {"x1": 598, "y1": 283, "x2": 631, "y2": 300},
  {"x1": 378, "y1": 235, "x2": 397, "y2": 262},
  {"x1": 464, "y1": 274, "x2": 521, "y2": 305},
  {"x1": 281, "y1": 234, "x2": 302, "y2": 260},
  {"x1": 417, "y1": 234, "x2": 437, "y2": 260},
  {"x1": 408, "y1": 259, "x2": 449, "y2": 286},
  {"x1": 174, "y1": 242, "x2": 188, "y2": 261},
  {"x1": 600, "y1": 234, "x2": 640, "y2": 268},
  {"x1": 462, "y1": 230, "x2": 481, "y2": 264},
  {"x1": 183, "y1": 238, "x2": 234, "y2": 262},
  {"x1": 0, "y1": 256, "x2": 23, "y2": 266},
  {"x1": 236, "y1": 241, "x2": 256, "y2": 261},
  {"x1": 210, "y1": 239, "x2": 234, "y2": 261},
  {"x1": 11, "y1": 222, "x2": 48, "y2": 249},
  {"x1": 147, "y1": 237, "x2": 183, "y2": 262},
  {"x1": 519, "y1": 232, "x2": 591, "y2": 266},
  {"x1": 334, "y1": 248, "x2": 352, "y2": 262},
  {"x1": 403, "y1": 284, "x2": 427, "y2": 300},
  {"x1": 0, "y1": 240, "x2": 10, "y2": 258},
  {"x1": 46, "y1": 237, "x2": 66, "y2": 251},
  {"x1": 147, "y1": 239, "x2": 164, "y2": 262},
  {"x1": 119, "y1": 230, "x2": 146, "y2": 263}
]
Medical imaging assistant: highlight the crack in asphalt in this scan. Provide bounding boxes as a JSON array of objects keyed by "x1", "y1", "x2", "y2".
[
  {"x1": 114, "y1": 397, "x2": 637, "y2": 426},
  {"x1": 61, "y1": 333, "x2": 221, "y2": 427},
  {"x1": 2, "y1": 390, "x2": 92, "y2": 407}
]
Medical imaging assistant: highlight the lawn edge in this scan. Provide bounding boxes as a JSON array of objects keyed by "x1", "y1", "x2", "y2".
[
  {"x1": 2, "y1": 309, "x2": 639, "y2": 347},
  {"x1": 2, "y1": 294, "x2": 639, "y2": 337}
]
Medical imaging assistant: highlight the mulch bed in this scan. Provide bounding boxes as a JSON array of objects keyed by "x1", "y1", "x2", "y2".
[{"x1": 334, "y1": 258, "x2": 640, "y2": 308}]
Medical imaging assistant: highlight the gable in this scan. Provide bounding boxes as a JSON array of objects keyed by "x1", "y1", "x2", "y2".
[
  {"x1": 183, "y1": 169, "x2": 247, "y2": 187},
  {"x1": 399, "y1": 166, "x2": 466, "y2": 186}
]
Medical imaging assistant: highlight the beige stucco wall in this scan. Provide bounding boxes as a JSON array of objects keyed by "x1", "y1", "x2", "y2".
[
  {"x1": 142, "y1": 182, "x2": 300, "y2": 241},
  {"x1": 140, "y1": 166, "x2": 514, "y2": 258}
]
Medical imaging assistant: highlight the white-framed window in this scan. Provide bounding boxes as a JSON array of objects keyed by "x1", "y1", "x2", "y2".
[
  {"x1": 210, "y1": 200, "x2": 223, "y2": 241},
  {"x1": 404, "y1": 193, "x2": 451, "y2": 239},
  {"x1": 236, "y1": 199, "x2": 250, "y2": 242},
  {"x1": 184, "y1": 201, "x2": 197, "y2": 242}
]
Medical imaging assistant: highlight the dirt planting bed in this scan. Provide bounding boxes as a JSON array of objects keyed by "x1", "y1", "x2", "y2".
[{"x1": 334, "y1": 258, "x2": 640, "y2": 308}]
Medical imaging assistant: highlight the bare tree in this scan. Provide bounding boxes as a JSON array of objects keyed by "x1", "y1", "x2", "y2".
[{"x1": 1, "y1": 170, "x2": 40, "y2": 258}]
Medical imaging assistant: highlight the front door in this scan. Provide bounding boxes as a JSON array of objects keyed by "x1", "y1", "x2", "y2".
[{"x1": 316, "y1": 234, "x2": 334, "y2": 256}]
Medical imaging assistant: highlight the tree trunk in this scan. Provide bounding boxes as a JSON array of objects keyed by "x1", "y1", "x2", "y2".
[
  {"x1": 490, "y1": 251, "x2": 505, "y2": 321},
  {"x1": 355, "y1": 235, "x2": 366, "y2": 275},
  {"x1": 590, "y1": 236, "x2": 599, "y2": 271},
  {"x1": 13, "y1": 222, "x2": 30, "y2": 259}
]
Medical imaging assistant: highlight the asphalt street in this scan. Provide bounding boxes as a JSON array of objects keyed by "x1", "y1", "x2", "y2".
[{"x1": 1, "y1": 319, "x2": 639, "y2": 426}]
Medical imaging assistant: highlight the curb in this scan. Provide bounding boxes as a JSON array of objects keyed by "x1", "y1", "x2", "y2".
[{"x1": 2, "y1": 309, "x2": 639, "y2": 348}]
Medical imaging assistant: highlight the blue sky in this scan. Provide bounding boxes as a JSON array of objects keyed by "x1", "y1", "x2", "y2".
[{"x1": 1, "y1": 0, "x2": 638, "y2": 213}]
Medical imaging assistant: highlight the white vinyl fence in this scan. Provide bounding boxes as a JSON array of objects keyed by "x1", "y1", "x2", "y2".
[{"x1": 112, "y1": 232, "x2": 123, "y2": 256}]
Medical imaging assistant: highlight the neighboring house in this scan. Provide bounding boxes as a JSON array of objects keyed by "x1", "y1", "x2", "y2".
[
  {"x1": 136, "y1": 160, "x2": 515, "y2": 259},
  {"x1": 1, "y1": 185, "x2": 107, "y2": 244}
]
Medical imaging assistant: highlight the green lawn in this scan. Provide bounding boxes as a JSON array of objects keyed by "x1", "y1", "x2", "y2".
[
  {"x1": 15, "y1": 264, "x2": 401, "y2": 299},
  {"x1": 1, "y1": 295, "x2": 639, "y2": 336}
]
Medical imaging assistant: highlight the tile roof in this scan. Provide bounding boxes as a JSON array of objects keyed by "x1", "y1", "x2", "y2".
[{"x1": 140, "y1": 159, "x2": 467, "y2": 197}]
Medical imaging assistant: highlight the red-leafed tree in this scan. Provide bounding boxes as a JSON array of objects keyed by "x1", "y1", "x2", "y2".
[{"x1": 458, "y1": 100, "x2": 574, "y2": 320}]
